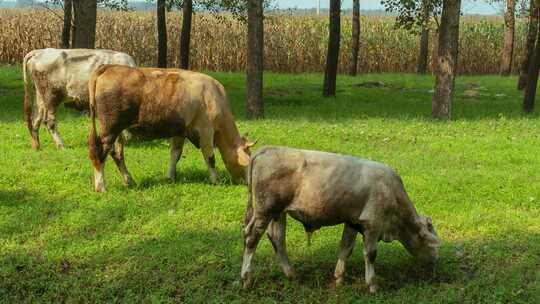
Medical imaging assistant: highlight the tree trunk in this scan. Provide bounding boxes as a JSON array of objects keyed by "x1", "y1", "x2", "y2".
[
  {"x1": 157, "y1": 0, "x2": 167, "y2": 68},
  {"x1": 523, "y1": 14, "x2": 540, "y2": 112},
  {"x1": 70, "y1": 0, "x2": 76, "y2": 47},
  {"x1": 518, "y1": 0, "x2": 540, "y2": 90},
  {"x1": 72, "y1": 0, "x2": 97, "y2": 49},
  {"x1": 323, "y1": 0, "x2": 341, "y2": 97},
  {"x1": 61, "y1": 0, "x2": 72, "y2": 49},
  {"x1": 500, "y1": 0, "x2": 516, "y2": 76},
  {"x1": 432, "y1": 0, "x2": 461, "y2": 120},
  {"x1": 179, "y1": 0, "x2": 192, "y2": 69},
  {"x1": 418, "y1": 28, "x2": 430, "y2": 74},
  {"x1": 246, "y1": 0, "x2": 264, "y2": 119},
  {"x1": 349, "y1": 0, "x2": 360, "y2": 76},
  {"x1": 417, "y1": 0, "x2": 430, "y2": 74}
]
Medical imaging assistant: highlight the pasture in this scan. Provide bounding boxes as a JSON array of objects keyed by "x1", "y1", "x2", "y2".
[{"x1": 1, "y1": 65, "x2": 539, "y2": 302}]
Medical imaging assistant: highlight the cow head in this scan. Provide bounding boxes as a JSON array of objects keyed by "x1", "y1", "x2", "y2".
[
  {"x1": 400, "y1": 215, "x2": 441, "y2": 264},
  {"x1": 226, "y1": 135, "x2": 257, "y2": 183}
]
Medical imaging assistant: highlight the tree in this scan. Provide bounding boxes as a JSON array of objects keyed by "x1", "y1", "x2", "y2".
[
  {"x1": 323, "y1": 0, "x2": 341, "y2": 97},
  {"x1": 349, "y1": 0, "x2": 360, "y2": 76},
  {"x1": 417, "y1": 0, "x2": 431, "y2": 74},
  {"x1": 246, "y1": 0, "x2": 264, "y2": 119},
  {"x1": 518, "y1": 0, "x2": 540, "y2": 90},
  {"x1": 61, "y1": 0, "x2": 72, "y2": 48},
  {"x1": 175, "y1": 0, "x2": 267, "y2": 69},
  {"x1": 180, "y1": 0, "x2": 193, "y2": 69},
  {"x1": 523, "y1": 21, "x2": 540, "y2": 112},
  {"x1": 72, "y1": 0, "x2": 97, "y2": 48},
  {"x1": 523, "y1": 2, "x2": 540, "y2": 112},
  {"x1": 500, "y1": 0, "x2": 516, "y2": 75},
  {"x1": 432, "y1": 0, "x2": 461, "y2": 120},
  {"x1": 42, "y1": 0, "x2": 128, "y2": 49},
  {"x1": 157, "y1": 0, "x2": 167, "y2": 68},
  {"x1": 381, "y1": 0, "x2": 441, "y2": 75}
]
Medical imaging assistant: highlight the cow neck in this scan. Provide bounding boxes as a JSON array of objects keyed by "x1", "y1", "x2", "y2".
[
  {"x1": 215, "y1": 112, "x2": 243, "y2": 164},
  {"x1": 401, "y1": 204, "x2": 422, "y2": 233}
]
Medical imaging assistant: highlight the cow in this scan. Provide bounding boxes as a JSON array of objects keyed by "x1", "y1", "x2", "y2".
[
  {"x1": 23, "y1": 48, "x2": 136, "y2": 150},
  {"x1": 88, "y1": 65, "x2": 256, "y2": 192},
  {"x1": 241, "y1": 146, "x2": 441, "y2": 293}
]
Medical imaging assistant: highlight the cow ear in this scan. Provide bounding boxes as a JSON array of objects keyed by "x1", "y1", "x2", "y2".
[
  {"x1": 237, "y1": 147, "x2": 250, "y2": 166},
  {"x1": 421, "y1": 230, "x2": 441, "y2": 247},
  {"x1": 245, "y1": 139, "x2": 258, "y2": 148}
]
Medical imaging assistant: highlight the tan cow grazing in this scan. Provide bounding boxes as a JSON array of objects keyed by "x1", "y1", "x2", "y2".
[
  {"x1": 23, "y1": 48, "x2": 136, "y2": 150},
  {"x1": 241, "y1": 146, "x2": 441, "y2": 293},
  {"x1": 88, "y1": 65, "x2": 256, "y2": 192}
]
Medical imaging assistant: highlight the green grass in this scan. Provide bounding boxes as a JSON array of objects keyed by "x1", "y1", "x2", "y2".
[{"x1": 1, "y1": 65, "x2": 539, "y2": 303}]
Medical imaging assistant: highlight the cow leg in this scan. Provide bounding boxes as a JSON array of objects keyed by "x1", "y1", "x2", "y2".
[
  {"x1": 167, "y1": 136, "x2": 185, "y2": 181},
  {"x1": 92, "y1": 134, "x2": 117, "y2": 192},
  {"x1": 110, "y1": 134, "x2": 135, "y2": 187},
  {"x1": 334, "y1": 224, "x2": 358, "y2": 285},
  {"x1": 362, "y1": 229, "x2": 380, "y2": 293},
  {"x1": 199, "y1": 129, "x2": 218, "y2": 184},
  {"x1": 45, "y1": 103, "x2": 65, "y2": 150},
  {"x1": 241, "y1": 213, "x2": 272, "y2": 288},
  {"x1": 30, "y1": 106, "x2": 45, "y2": 150},
  {"x1": 266, "y1": 213, "x2": 296, "y2": 279}
]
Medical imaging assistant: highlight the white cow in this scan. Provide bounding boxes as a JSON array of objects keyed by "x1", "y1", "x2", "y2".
[
  {"x1": 23, "y1": 48, "x2": 136, "y2": 150},
  {"x1": 242, "y1": 146, "x2": 441, "y2": 292}
]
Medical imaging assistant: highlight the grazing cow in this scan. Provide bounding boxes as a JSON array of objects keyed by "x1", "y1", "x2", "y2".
[
  {"x1": 241, "y1": 146, "x2": 441, "y2": 293},
  {"x1": 23, "y1": 48, "x2": 136, "y2": 150},
  {"x1": 88, "y1": 65, "x2": 256, "y2": 192}
]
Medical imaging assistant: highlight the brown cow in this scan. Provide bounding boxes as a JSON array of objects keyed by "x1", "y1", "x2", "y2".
[
  {"x1": 88, "y1": 65, "x2": 255, "y2": 192},
  {"x1": 241, "y1": 146, "x2": 441, "y2": 293}
]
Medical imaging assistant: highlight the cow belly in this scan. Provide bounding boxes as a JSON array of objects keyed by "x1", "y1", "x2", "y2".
[
  {"x1": 64, "y1": 97, "x2": 88, "y2": 112},
  {"x1": 128, "y1": 118, "x2": 186, "y2": 140},
  {"x1": 287, "y1": 207, "x2": 346, "y2": 232}
]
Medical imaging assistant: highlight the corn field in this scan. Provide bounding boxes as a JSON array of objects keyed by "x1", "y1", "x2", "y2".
[{"x1": 0, "y1": 9, "x2": 528, "y2": 75}]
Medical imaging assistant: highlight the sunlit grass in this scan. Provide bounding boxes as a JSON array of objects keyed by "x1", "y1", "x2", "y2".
[{"x1": 0, "y1": 65, "x2": 539, "y2": 302}]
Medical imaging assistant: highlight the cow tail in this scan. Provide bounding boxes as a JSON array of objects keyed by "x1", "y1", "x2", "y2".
[
  {"x1": 23, "y1": 52, "x2": 34, "y2": 134},
  {"x1": 88, "y1": 67, "x2": 105, "y2": 166}
]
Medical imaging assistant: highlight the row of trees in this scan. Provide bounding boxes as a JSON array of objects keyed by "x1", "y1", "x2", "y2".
[
  {"x1": 322, "y1": 0, "x2": 462, "y2": 119},
  {"x1": 47, "y1": 0, "x2": 540, "y2": 120},
  {"x1": 380, "y1": 0, "x2": 540, "y2": 118}
]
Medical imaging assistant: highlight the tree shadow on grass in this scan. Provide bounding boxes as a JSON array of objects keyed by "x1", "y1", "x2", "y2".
[
  {"x1": 2, "y1": 214, "x2": 539, "y2": 302},
  {"x1": 0, "y1": 189, "x2": 78, "y2": 238},
  {"x1": 2, "y1": 72, "x2": 537, "y2": 125},
  {"x1": 134, "y1": 167, "x2": 232, "y2": 190},
  {"x1": 0, "y1": 189, "x2": 29, "y2": 206},
  {"x1": 231, "y1": 74, "x2": 539, "y2": 122}
]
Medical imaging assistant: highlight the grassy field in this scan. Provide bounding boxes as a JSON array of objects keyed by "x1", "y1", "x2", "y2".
[{"x1": 1, "y1": 65, "x2": 540, "y2": 303}]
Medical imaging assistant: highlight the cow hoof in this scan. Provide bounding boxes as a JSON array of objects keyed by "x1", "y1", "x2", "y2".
[
  {"x1": 242, "y1": 276, "x2": 253, "y2": 289},
  {"x1": 284, "y1": 268, "x2": 297, "y2": 280},
  {"x1": 95, "y1": 184, "x2": 106, "y2": 193},
  {"x1": 124, "y1": 178, "x2": 136, "y2": 188},
  {"x1": 335, "y1": 276, "x2": 345, "y2": 286},
  {"x1": 368, "y1": 283, "x2": 378, "y2": 294},
  {"x1": 57, "y1": 144, "x2": 65, "y2": 150},
  {"x1": 31, "y1": 143, "x2": 40, "y2": 150}
]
